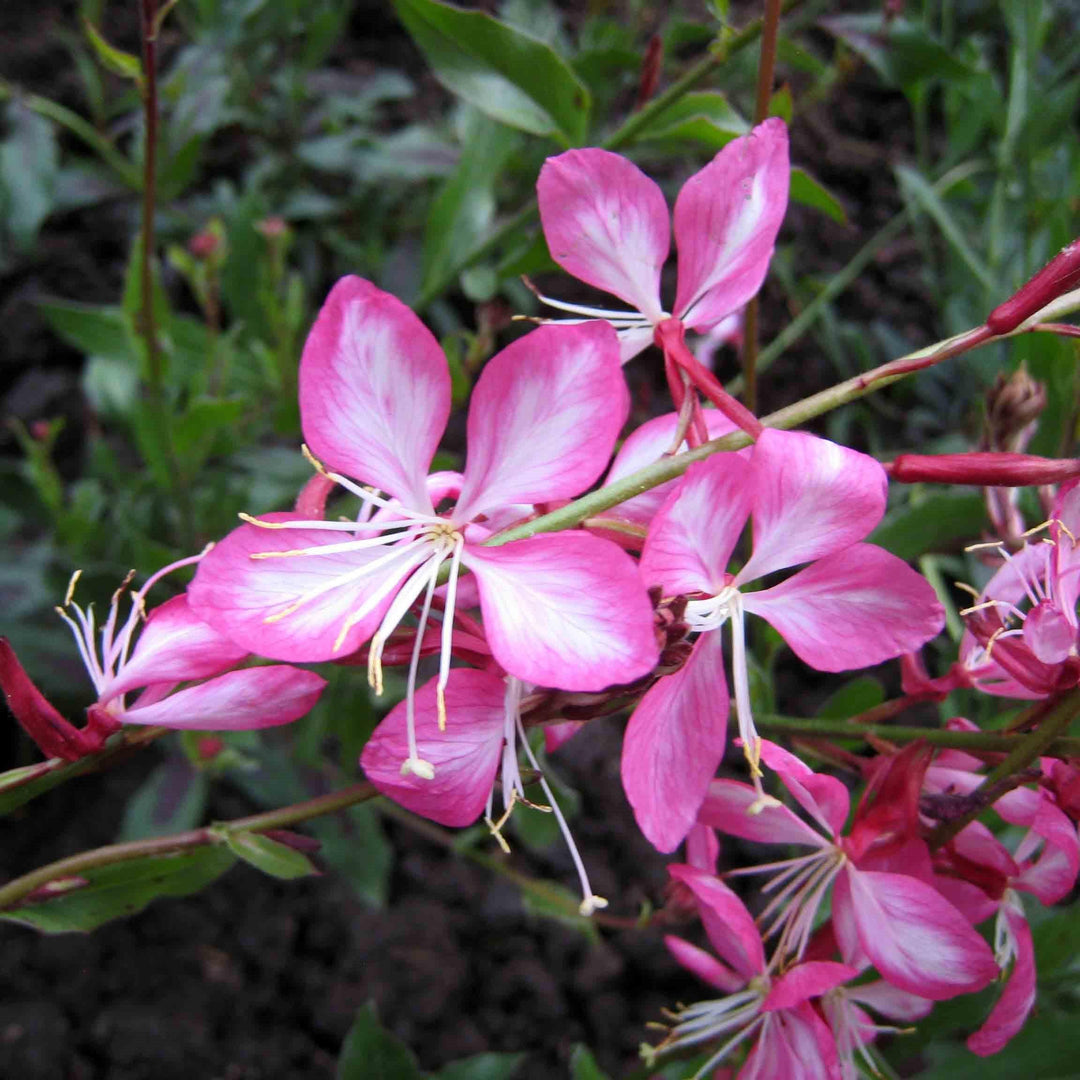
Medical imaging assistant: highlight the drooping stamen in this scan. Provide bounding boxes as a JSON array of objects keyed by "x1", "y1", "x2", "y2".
[
  {"x1": 729, "y1": 598, "x2": 763, "y2": 785},
  {"x1": 436, "y1": 535, "x2": 465, "y2": 732}
]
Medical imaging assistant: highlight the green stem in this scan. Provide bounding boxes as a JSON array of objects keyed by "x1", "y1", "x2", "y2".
[
  {"x1": 0, "y1": 780, "x2": 377, "y2": 910},
  {"x1": 928, "y1": 686, "x2": 1080, "y2": 850},
  {"x1": 756, "y1": 714, "x2": 1080, "y2": 757},
  {"x1": 486, "y1": 321, "x2": 1000, "y2": 546},
  {"x1": 136, "y1": 0, "x2": 193, "y2": 545}
]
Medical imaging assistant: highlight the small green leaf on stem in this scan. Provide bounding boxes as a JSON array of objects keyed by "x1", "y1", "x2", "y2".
[{"x1": 222, "y1": 829, "x2": 320, "y2": 880}]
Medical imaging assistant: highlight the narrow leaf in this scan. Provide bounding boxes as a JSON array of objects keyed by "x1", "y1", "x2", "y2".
[
  {"x1": 223, "y1": 830, "x2": 320, "y2": 880},
  {"x1": 83, "y1": 20, "x2": 143, "y2": 85},
  {"x1": 0, "y1": 847, "x2": 235, "y2": 933},
  {"x1": 790, "y1": 167, "x2": 847, "y2": 224},
  {"x1": 336, "y1": 1002, "x2": 423, "y2": 1080}
]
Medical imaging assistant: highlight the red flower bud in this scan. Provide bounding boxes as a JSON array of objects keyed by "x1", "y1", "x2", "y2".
[
  {"x1": 887, "y1": 452, "x2": 1080, "y2": 487},
  {"x1": 986, "y1": 237, "x2": 1080, "y2": 335}
]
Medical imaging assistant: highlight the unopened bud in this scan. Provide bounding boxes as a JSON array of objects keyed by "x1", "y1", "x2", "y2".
[
  {"x1": 985, "y1": 369, "x2": 1047, "y2": 452},
  {"x1": 888, "y1": 451, "x2": 1080, "y2": 487},
  {"x1": 188, "y1": 230, "x2": 220, "y2": 260},
  {"x1": 255, "y1": 216, "x2": 289, "y2": 240},
  {"x1": 986, "y1": 237, "x2": 1080, "y2": 335},
  {"x1": 196, "y1": 736, "x2": 225, "y2": 762}
]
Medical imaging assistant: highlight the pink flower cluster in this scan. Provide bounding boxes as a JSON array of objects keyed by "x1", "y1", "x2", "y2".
[{"x1": 6, "y1": 119, "x2": 1078, "y2": 1071}]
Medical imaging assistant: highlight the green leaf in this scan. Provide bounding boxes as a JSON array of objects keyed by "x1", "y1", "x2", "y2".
[
  {"x1": 822, "y1": 15, "x2": 975, "y2": 92},
  {"x1": 0, "y1": 847, "x2": 235, "y2": 933},
  {"x1": 433, "y1": 1052, "x2": 525, "y2": 1080},
  {"x1": 310, "y1": 803, "x2": 392, "y2": 908},
  {"x1": 768, "y1": 84, "x2": 793, "y2": 124},
  {"x1": 630, "y1": 91, "x2": 748, "y2": 149},
  {"x1": 519, "y1": 878, "x2": 599, "y2": 942},
  {"x1": 569, "y1": 1045, "x2": 612, "y2": 1080},
  {"x1": 895, "y1": 165, "x2": 995, "y2": 291},
  {"x1": 39, "y1": 301, "x2": 132, "y2": 361},
  {"x1": 223, "y1": 830, "x2": 320, "y2": 880},
  {"x1": 422, "y1": 111, "x2": 521, "y2": 295},
  {"x1": 816, "y1": 676, "x2": 884, "y2": 720},
  {"x1": 790, "y1": 167, "x2": 847, "y2": 225},
  {"x1": 0, "y1": 101, "x2": 59, "y2": 249},
  {"x1": 392, "y1": 0, "x2": 590, "y2": 143},
  {"x1": 173, "y1": 398, "x2": 246, "y2": 473},
  {"x1": 870, "y1": 490, "x2": 987, "y2": 561},
  {"x1": 82, "y1": 20, "x2": 143, "y2": 85},
  {"x1": 336, "y1": 1002, "x2": 423, "y2": 1080},
  {"x1": 117, "y1": 757, "x2": 208, "y2": 843}
]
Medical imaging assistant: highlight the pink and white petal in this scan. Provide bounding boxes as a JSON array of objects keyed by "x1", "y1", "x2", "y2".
[
  {"x1": 455, "y1": 322, "x2": 628, "y2": 519},
  {"x1": 640, "y1": 455, "x2": 753, "y2": 596},
  {"x1": 360, "y1": 669, "x2": 506, "y2": 828},
  {"x1": 299, "y1": 276, "x2": 449, "y2": 509},
  {"x1": 122, "y1": 666, "x2": 325, "y2": 729},
  {"x1": 1014, "y1": 797, "x2": 1080, "y2": 905},
  {"x1": 101, "y1": 595, "x2": 249, "y2": 701},
  {"x1": 949, "y1": 820, "x2": 1020, "y2": 881},
  {"x1": 849, "y1": 981, "x2": 934, "y2": 1023},
  {"x1": 744, "y1": 545, "x2": 944, "y2": 672},
  {"x1": 616, "y1": 323, "x2": 659, "y2": 363},
  {"x1": 759, "y1": 739, "x2": 850, "y2": 839},
  {"x1": 741, "y1": 1004, "x2": 839, "y2": 1080},
  {"x1": 668, "y1": 865, "x2": 766, "y2": 980},
  {"x1": 622, "y1": 631, "x2": 729, "y2": 852},
  {"x1": 835, "y1": 864, "x2": 998, "y2": 1000},
  {"x1": 967, "y1": 905, "x2": 1036, "y2": 1057},
  {"x1": 737, "y1": 430, "x2": 887, "y2": 583},
  {"x1": 665, "y1": 935, "x2": 745, "y2": 994},
  {"x1": 464, "y1": 533, "x2": 658, "y2": 691},
  {"x1": 600, "y1": 410, "x2": 740, "y2": 527},
  {"x1": 699, "y1": 780, "x2": 831, "y2": 849},
  {"x1": 934, "y1": 876, "x2": 1000, "y2": 928},
  {"x1": 187, "y1": 515, "x2": 425, "y2": 662},
  {"x1": 537, "y1": 148, "x2": 669, "y2": 321},
  {"x1": 673, "y1": 119, "x2": 790, "y2": 331},
  {"x1": 544, "y1": 720, "x2": 584, "y2": 755},
  {"x1": 763, "y1": 962, "x2": 858, "y2": 1012}
]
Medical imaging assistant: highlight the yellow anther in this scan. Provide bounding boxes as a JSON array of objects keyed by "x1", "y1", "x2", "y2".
[
  {"x1": 954, "y1": 581, "x2": 981, "y2": 599},
  {"x1": 239, "y1": 512, "x2": 288, "y2": 529},
  {"x1": 747, "y1": 793, "x2": 782, "y2": 816},
  {"x1": 437, "y1": 684, "x2": 447, "y2": 732},
  {"x1": 263, "y1": 600, "x2": 304, "y2": 625},
  {"x1": 578, "y1": 894, "x2": 609, "y2": 917},
  {"x1": 965, "y1": 540, "x2": 1007, "y2": 553},
  {"x1": 301, "y1": 443, "x2": 332, "y2": 478},
  {"x1": 63, "y1": 569, "x2": 83, "y2": 607},
  {"x1": 399, "y1": 756, "x2": 435, "y2": 780}
]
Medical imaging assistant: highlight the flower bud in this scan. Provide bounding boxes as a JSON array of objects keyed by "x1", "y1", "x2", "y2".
[
  {"x1": 887, "y1": 452, "x2": 1080, "y2": 486},
  {"x1": 986, "y1": 237, "x2": 1080, "y2": 335},
  {"x1": 984, "y1": 369, "x2": 1047, "y2": 452}
]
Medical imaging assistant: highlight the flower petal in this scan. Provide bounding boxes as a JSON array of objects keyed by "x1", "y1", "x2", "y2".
[
  {"x1": 455, "y1": 322, "x2": 628, "y2": 520},
  {"x1": 360, "y1": 669, "x2": 506, "y2": 827},
  {"x1": 600, "y1": 410, "x2": 740, "y2": 527},
  {"x1": 737, "y1": 429, "x2": 887, "y2": 583},
  {"x1": 123, "y1": 666, "x2": 326, "y2": 729},
  {"x1": 537, "y1": 148, "x2": 669, "y2": 321},
  {"x1": 967, "y1": 905, "x2": 1036, "y2": 1057},
  {"x1": 744, "y1": 544, "x2": 944, "y2": 672},
  {"x1": 640, "y1": 455, "x2": 753, "y2": 596},
  {"x1": 622, "y1": 631, "x2": 729, "y2": 852},
  {"x1": 668, "y1": 864, "x2": 765, "y2": 980},
  {"x1": 699, "y1": 779, "x2": 831, "y2": 849},
  {"x1": 464, "y1": 533, "x2": 659, "y2": 690},
  {"x1": 299, "y1": 276, "x2": 450, "y2": 509},
  {"x1": 758, "y1": 739, "x2": 850, "y2": 839},
  {"x1": 762, "y1": 961, "x2": 858, "y2": 1012},
  {"x1": 665, "y1": 934, "x2": 745, "y2": 993},
  {"x1": 836, "y1": 864, "x2": 998, "y2": 1000},
  {"x1": 673, "y1": 119, "x2": 790, "y2": 330},
  {"x1": 742, "y1": 1003, "x2": 839, "y2": 1080},
  {"x1": 187, "y1": 515, "x2": 425, "y2": 662},
  {"x1": 101, "y1": 596, "x2": 249, "y2": 701}
]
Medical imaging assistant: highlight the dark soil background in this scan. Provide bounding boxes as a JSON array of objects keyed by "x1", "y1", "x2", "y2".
[{"x1": 1, "y1": 3, "x2": 935, "y2": 1077}]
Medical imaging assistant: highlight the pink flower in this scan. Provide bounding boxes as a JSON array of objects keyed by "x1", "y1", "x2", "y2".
[
  {"x1": 2, "y1": 556, "x2": 326, "y2": 760},
  {"x1": 622, "y1": 428, "x2": 944, "y2": 851},
  {"x1": 536, "y1": 120, "x2": 789, "y2": 362},
  {"x1": 535, "y1": 121, "x2": 789, "y2": 442},
  {"x1": 651, "y1": 864, "x2": 853, "y2": 1079},
  {"x1": 699, "y1": 741, "x2": 999, "y2": 1000},
  {"x1": 189, "y1": 278, "x2": 658, "y2": 777},
  {"x1": 360, "y1": 667, "x2": 608, "y2": 915}
]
